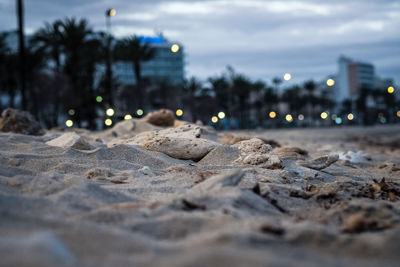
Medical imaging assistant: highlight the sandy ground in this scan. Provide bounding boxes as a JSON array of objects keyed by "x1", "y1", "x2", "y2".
[{"x1": 1, "y1": 123, "x2": 399, "y2": 267}]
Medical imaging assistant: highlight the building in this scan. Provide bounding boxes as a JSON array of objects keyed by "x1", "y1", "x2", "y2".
[
  {"x1": 336, "y1": 56, "x2": 375, "y2": 102},
  {"x1": 112, "y1": 36, "x2": 185, "y2": 85}
]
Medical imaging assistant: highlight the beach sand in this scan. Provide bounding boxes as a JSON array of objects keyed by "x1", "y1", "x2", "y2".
[{"x1": 1, "y1": 121, "x2": 399, "y2": 267}]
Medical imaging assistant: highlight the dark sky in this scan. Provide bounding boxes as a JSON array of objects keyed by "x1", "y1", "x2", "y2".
[{"x1": 1, "y1": 0, "x2": 399, "y2": 84}]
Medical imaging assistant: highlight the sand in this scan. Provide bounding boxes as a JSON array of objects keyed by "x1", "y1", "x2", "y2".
[{"x1": 1, "y1": 122, "x2": 400, "y2": 267}]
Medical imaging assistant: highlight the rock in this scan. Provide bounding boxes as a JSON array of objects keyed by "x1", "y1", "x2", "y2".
[
  {"x1": 233, "y1": 138, "x2": 272, "y2": 154},
  {"x1": 275, "y1": 146, "x2": 308, "y2": 158},
  {"x1": 110, "y1": 124, "x2": 218, "y2": 148},
  {"x1": 141, "y1": 136, "x2": 218, "y2": 160},
  {"x1": 232, "y1": 138, "x2": 283, "y2": 169},
  {"x1": 188, "y1": 169, "x2": 244, "y2": 194},
  {"x1": 219, "y1": 133, "x2": 280, "y2": 147},
  {"x1": 300, "y1": 154, "x2": 339, "y2": 170},
  {"x1": 198, "y1": 145, "x2": 241, "y2": 166},
  {"x1": 0, "y1": 108, "x2": 44, "y2": 135},
  {"x1": 144, "y1": 109, "x2": 175, "y2": 127},
  {"x1": 46, "y1": 132, "x2": 92, "y2": 150},
  {"x1": 174, "y1": 120, "x2": 189, "y2": 127}
]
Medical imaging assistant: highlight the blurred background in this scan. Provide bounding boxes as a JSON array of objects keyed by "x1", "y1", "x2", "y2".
[{"x1": 0, "y1": 0, "x2": 399, "y2": 129}]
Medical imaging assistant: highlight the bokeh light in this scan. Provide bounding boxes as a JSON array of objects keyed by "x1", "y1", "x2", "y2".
[
  {"x1": 96, "y1": 96, "x2": 103, "y2": 103},
  {"x1": 380, "y1": 117, "x2": 387, "y2": 124},
  {"x1": 326, "y1": 79, "x2": 335, "y2": 87},
  {"x1": 124, "y1": 114, "x2": 133, "y2": 120},
  {"x1": 211, "y1": 116, "x2": 218, "y2": 123},
  {"x1": 105, "y1": 118, "x2": 113, "y2": 126},
  {"x1": 65, "y1": 120, "x2": 73, "y2": 127},
  {"x1": 218, "y1": 111, "x2": 226, "y2": 119},
  {"x1": 335, "y1": 117, "x2": 342, "y2": 124},
  {"x1": 320, "y1": 112, "x2": 328, "y2": 119},
  {"x1": 285, "y1": 114, "x2": 293, "y2": 122},
  {"x1": 269, "y1": 111, "x2": 276, "y2": 119},
  {"x1": 283, "y1": 73, "x2": 291, "y2": 81},
  {"x1": 106, "y1": 108, "x2": 115, "y2": 116},
  {"x1": 397, "y1": 110, "x2": 400, "y2": 118},
  {"x1": 331, "y1": 114, "x2": 337, "y2": 120},
  {"x1": 387, "y1": 86, "x2": 394, "y2": 94},
  {"x1": 68, "y1": 109, "x2": 75, "y2": 116},
  {"x1": 298, "y1": 114, "x2": 304, "y2": 121},
  {"x1": 136, "y1": 109, "x2": 144, "y2": 116},
  {"x1": 347, "y1": 113, "x2": 354, "y2": 120},
  {"x1": 176, "y1": 109, "x2": 183, "y2": 117},
  {"x1": 171, "y1": 44, "x2": 180, "y2": 53}
]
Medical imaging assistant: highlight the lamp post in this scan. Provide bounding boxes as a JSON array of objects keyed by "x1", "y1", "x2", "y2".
[
  {"x1": 16, "y1": 0, "x2": 26, "y2": 110},
  {"x1": 104, "y1": 8, "x2": 116, "y2": 107}
]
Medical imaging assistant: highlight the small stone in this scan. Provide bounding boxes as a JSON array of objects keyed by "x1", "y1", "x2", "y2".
[
  {"x1": 275, "y1": 146, "x2": 308, "y2": 158},
  {"x1": 138, "y1": 166, "x2": 154, "y2": 176},
  {"x1": 300, "y1": 154, "x2": 339, "y2": 170},
  {"x1": 0, "y1": 108, "x2": 44, "y2": 135},
  {"x1": 188, "y1": 169, "x2": 244, "y2": 194},
  {"x1": 144, "y1": 109, "x2": 175, "y2": 127},
  {"x1": 46, "y1": 132, "x2": 92, "y2": 150}
]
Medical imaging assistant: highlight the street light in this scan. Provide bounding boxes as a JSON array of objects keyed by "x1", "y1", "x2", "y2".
[{"x1": 105, "y1": 8, "x2": 116, "y2": 107}]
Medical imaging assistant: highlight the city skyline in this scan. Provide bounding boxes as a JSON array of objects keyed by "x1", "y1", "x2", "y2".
[{"x1": 0, "y1": 0, "x2": 399, "y2": 84}]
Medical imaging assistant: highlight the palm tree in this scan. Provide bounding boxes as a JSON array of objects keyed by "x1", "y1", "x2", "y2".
[
  {"x1": 58, "y1": 17, "x2": 93, "y2": 125},
  {"x1": 114, "y1": 36, "x2": 155, "y2": 109},
  {"x1": 272, "y1": 77, "x2": 282, "y2": 91},
  {"x1": 31, "y1": 20, "x2": 63, "y2": 71},
  {"x1": 0, "y1": 32, "x2": 18, "y2": 108}
]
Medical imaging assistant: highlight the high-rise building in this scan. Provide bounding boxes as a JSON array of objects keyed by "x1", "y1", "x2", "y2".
[
  {"x1": 336, "y1": 56, "x2": 375, "y2": 102},
  {"x1": 112, "y1": 36, "x2": 185, "y2": 85}
]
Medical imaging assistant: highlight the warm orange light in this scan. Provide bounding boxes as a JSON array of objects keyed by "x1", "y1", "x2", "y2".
[
  {"x1": 285, "y1": 114, "x2": 293, "y2": 122},
  {"x1": 388, "y1": 86, "x2": 394, "y2": 94},
  {"x1": 269, "y1": 111, "x2": 276, "y2": 119},
  {"x1": 211, "y1": 116, "x2": 218, "y2": 123}
]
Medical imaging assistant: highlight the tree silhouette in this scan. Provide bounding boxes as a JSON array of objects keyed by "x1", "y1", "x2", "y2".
[{"x1": 303, "y1": 80, "x2": 317, "y2": 125}]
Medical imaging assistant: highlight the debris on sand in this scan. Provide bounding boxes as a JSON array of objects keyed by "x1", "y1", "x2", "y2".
[
  {"x1": 0, "y1": 108, "x2": 44, "y2": 135},
  {"x1": 233, "y1": 138, "x2": 283, "y2": 169},
  {"x1": 46, "y1": 132, "x2": 92, "y2": 150}
]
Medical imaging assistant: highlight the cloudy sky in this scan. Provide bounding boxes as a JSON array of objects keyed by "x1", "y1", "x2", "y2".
[{"x1": 1, "y1": 0, "x2": 399, "y2": 84}]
